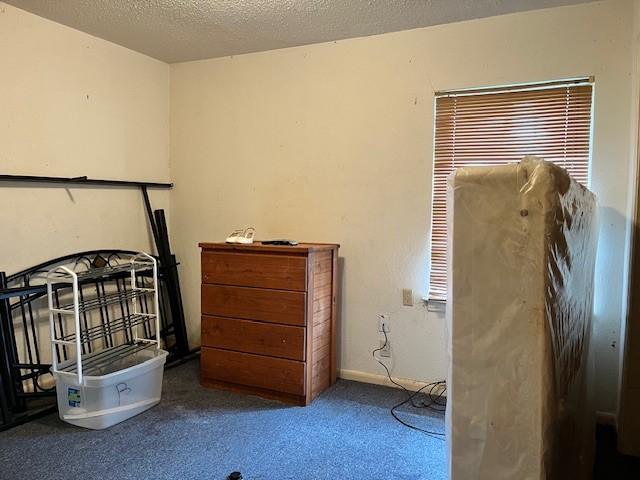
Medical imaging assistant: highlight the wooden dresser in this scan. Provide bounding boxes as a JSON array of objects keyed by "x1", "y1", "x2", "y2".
[{"x1": 199, "y1": 242, "x2": 339, "y2": 405}]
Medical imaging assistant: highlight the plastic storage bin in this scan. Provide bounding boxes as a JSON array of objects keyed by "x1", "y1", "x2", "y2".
[
  {"x1": 54, "y1": 345, "x2": 168, "y2": 429},
  {"x1": 47, "y1": 253, "x2": 167, "y2": 429}
]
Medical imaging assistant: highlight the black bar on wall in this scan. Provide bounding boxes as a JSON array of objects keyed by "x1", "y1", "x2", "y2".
[
  {"x1": 1, "y1": 173, "x2": 190, "y2": 357},
  {"x1": 0, "y1": 174, "x2": 173, "y2": 189},
  {"x1": 0, "y1": 175, "x2": 193, "y2": 430}
]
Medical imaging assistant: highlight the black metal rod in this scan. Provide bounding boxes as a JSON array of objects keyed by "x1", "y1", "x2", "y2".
[
  {"x1": 7, "y1": 249, "x2": 139, "y2": 281},
  {"x1": 0, "y1": 273, "x2": 24, "y2": 414},
  {"x1": 141, "y1": 186, "x2": 161, "y2": 256},
  {"x1": 0, "y1": 269, "x2": 143, "y2": 301},
  {"x1": 0, "y1": 273, "x2": 15, "y2": 425},
  {"x1": 140, "y1": 192, "x2": 188, "y2": 357},
  {"x1": 0, "y1": 373, "x2": 9, "y2": 426},
  {"x1": 154, "y1": 209, "x2": 190, "y2": 355},
  {"x1": 0, "y1": 404, "x2": 57, "y2": 432},
  {"x1": 0, "y1": 174, "x2": 173, "y2": 189}
]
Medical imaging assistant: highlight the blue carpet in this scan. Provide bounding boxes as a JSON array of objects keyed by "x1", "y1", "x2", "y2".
[{"x1": 0, "y1": 358, "x2": 446, "y2": 480}]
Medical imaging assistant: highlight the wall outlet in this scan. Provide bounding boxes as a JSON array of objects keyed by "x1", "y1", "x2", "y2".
[
  {"x1": 402, "y1": 288, "x2": 414, "y2": 306},
  {"x1": 379, "y1": 340, "x2": 391, "y2": 357},
  {"x1": 378, "y1": 314, "x2": 390, "y2": 333}
]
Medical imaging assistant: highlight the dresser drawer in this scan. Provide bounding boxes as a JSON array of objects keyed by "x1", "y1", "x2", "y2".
[
  {"x1": 202, "y1": 284, "x2": 306, "y2": 326},
  {"x1": 202, "y1": 315, "x2": 305, "y2": 361},
  {"x1": 201, "y1": 347, "x2": 306, "y2": 396},
  {"x1": 202, "y1": 252, "x2": 307, "y2": 291}
]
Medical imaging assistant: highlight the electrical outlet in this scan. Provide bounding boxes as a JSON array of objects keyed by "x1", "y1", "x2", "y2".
[
  {"x1": 379, "y1": 340, "x2": 391, "y2": 357},
  {"x1": 402, "y1": 288, "x2": 413, "y2": 306},
  {"x1": 378, "y1": 314, "x2": 390, "y2": 333}
]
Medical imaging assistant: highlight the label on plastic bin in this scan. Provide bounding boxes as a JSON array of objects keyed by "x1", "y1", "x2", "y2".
[{"x1": 68, "y1": 387, "x2": 81, "y2": 407}]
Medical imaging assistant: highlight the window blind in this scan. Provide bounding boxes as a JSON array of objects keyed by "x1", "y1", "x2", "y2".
[{"x1": 429, "y1": 82, "x2": 593, "y2": 302}]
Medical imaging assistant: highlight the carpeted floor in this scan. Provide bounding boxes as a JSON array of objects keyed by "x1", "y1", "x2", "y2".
[{"x1": 0, "y1": 358, "x2": 446, "y2": 480}]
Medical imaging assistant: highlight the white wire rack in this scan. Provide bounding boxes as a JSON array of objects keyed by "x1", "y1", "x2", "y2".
[{"x1": 47, "y1": 252, "x2": 161, "y2": 385}]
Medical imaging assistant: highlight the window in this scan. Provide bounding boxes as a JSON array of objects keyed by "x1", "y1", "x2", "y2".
[{"x1": 428, "y1": 79, "x2": 593, "y2": 303}]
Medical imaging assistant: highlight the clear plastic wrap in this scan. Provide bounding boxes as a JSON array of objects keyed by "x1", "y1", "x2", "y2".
[{"x1": 445, "y1": 157, "x2": 598, "y2": 480}]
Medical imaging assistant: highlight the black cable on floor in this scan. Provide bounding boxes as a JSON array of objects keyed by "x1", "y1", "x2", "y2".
[{"x1": 372, "y1": 330, "x2": 447, "y2": 439}]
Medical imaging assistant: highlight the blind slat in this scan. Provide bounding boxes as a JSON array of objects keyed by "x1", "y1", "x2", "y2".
[{"x1": 429, "y1": 83, "x2": 593, "y2": 302}]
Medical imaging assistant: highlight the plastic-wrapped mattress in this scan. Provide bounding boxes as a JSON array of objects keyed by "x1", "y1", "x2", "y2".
[{"x1": 446, "y1": 157, "x2": 598, "y2": 480}]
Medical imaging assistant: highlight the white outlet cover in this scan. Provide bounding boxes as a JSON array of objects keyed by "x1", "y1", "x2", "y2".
[
  {"x1": 403, "y1": 288, "x2": 414, "y2": 306},
  {"x1": 379, "y1": 340, "x2": 391, "y2": 357}
]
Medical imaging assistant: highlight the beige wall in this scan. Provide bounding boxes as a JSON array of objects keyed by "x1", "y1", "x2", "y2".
[
  {"x1": 0, "y1": 2, "x2": 170, "y2": 275},
  {"x1": 1, "y1": 0, "x2": 635, "y2": 416},
  {"x1": 170, "y1": 0, "x2": 635, "y2": 414}
]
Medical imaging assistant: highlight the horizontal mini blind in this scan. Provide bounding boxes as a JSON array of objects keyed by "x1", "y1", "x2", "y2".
[{"x1": 429, "y1": 82, "x2": 593, "y2": 302}]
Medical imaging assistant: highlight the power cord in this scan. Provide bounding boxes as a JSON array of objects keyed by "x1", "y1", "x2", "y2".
[{"x1": 372, "y1": 330, "x2": 446, "y2": 439}]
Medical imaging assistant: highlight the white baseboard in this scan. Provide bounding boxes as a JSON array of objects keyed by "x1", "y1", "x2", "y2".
[
  {"x1": 340, "y1": 369, "x2": 612, "y2": 422},
  {"x1": 338, "y1": 368, "x2": 446, "y2": 395},
  {"x1": 596, "y1": 411, "x2": 617, "y2": 428}
]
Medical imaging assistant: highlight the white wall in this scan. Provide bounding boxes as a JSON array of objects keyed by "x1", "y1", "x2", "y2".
[
  {"x1": 0, "y1": 2, "x2": 170, "y2": 275},
  {"x1": 1, "y1": 0, "x2": 634, "y2": 417},
  {"x1": 170, "y1": 0, "x2": 635, "y2": 414}
]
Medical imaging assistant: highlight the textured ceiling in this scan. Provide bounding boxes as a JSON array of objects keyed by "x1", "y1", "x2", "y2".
[{"x1": 5, "y1": 0, "x2": 594, "y2": 63}]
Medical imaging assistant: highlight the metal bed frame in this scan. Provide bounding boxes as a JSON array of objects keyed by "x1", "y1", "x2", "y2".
[
  {"x1": 0, "y1": 249, "x2": 186, "y2": 431},
  {"x1": 0, "y1": 174, "x2": 194, "y2": 431}
]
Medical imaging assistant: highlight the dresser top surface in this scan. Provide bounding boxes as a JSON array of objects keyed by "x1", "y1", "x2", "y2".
[{"x1": 199, "y1": 242, "x2": 339, "y2": 254}]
